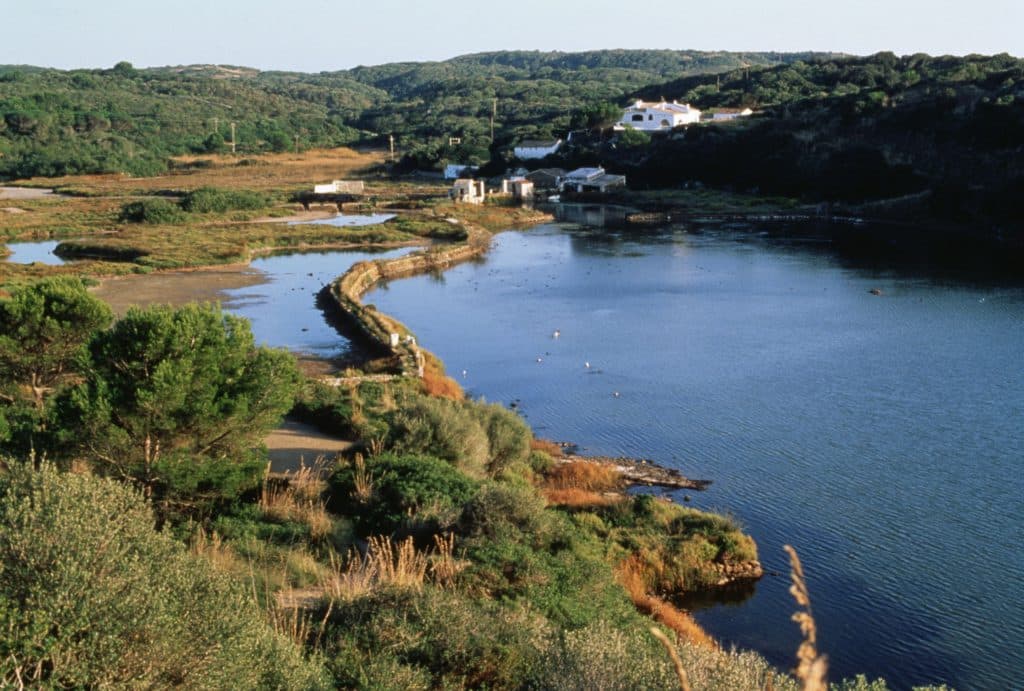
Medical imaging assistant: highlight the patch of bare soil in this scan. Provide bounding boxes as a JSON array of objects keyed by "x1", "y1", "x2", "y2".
[
  {"x1": 90, "y1": 265, "x2": 267, "y2": 316},
  {"x1": 0, "y1": 187, "x2": 58, "y2": 200},
  {"x1": 2, "y1": 207, "x2": 27, "y2": 214},
  {"x1": 265, "y1": 419, "x2": 352, "y2": 473}
]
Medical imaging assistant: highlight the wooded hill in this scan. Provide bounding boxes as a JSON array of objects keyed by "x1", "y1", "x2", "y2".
[
  {"x1": 2, "y1": 50, "x2": 1022, "y2": 232},
  {"x1": 0, "y1": 50, "x2": 825, "y2": 178}
]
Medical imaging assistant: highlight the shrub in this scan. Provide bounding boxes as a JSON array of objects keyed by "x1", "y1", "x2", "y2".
[
  {"x1": 386, "y1": 395, "x2": 490, "y2": 478},
  {"x1": 324, "y1": 586, "x2": 550, "y2": 690},
  {"x1": 181, "y1": 186, "x2": 268, "y2": 213},
  {"x1": 118, "y1": 197, "x2": 186, "y2": 224},
  {"x1": 0, "y1": 461, "x2": 328, "y2": 689},
  {"x1": 331, "y1": 453, "x2": 477, "y2": 537},
  {"x1": 460, "y1": 481, "x2": 550, "y2": 541},
  {"x1": 469, "y1": 401, "x2": 532, "y2": 476}
]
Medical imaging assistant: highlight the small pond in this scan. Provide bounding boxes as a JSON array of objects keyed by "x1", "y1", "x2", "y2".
[
  {"x1": 288, "y1": 213, "x2": 396, "y2": 227},
  {"x1": 3, "y1": 240, "x2": 67, "y2": 265}
]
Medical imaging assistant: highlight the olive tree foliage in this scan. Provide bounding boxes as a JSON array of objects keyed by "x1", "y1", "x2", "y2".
[
  {"x1": 0, "y1": 278, "x2": 112, "y2": 451},
  {"x1": 0, "y1": 460, "x2": 329, "y2": 689},
  {"x1": 56, "y1": 303, "x2": 300, "y2": 503}
]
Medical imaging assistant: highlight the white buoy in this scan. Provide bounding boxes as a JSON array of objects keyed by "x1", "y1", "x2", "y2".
[
  {"x1": 613, "y1": 391, "x2": 620, "y2": 398},
  {"x1": 461, "y1": 369, "x2": 467, "y2": 378},
  {"x1": 553, "y1": 330, "x2": 561, "y2": 338},
  {"x1": 536, "y1": 357, "x2": 543, "y2": 363},
  {"x1": 584, "y1": 361, "x2": 591, "y2": 369}
]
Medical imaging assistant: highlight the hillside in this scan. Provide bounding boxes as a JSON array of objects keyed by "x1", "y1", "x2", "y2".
[{"x1": 0, "y1": 50, "x2": 817, "y2": 179}]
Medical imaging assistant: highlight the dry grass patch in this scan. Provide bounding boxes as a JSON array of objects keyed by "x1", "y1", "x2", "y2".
[
  {"x1": 420, "y1": 350, "x2": 464, "y2": 400},
  {"x1": 545, "y1": 460, "x2": 623, "y2": 492},
  {"x1": 21, "y1": 147, "x2": 389, "y2": 196},
  {"x1": 530, "y1": 438, "x2": 565, "y2": 458},
  {"x1": 543, "y1": 487, "x2": 624, "y2": 508}
]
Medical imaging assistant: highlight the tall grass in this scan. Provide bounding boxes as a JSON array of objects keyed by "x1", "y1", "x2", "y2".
[
  {"x1": 545, "y1": 460, "x2": 623, "y2": 492},
  {"x1": 259, "y1": 462, "x2": 333, "y2": 543}
]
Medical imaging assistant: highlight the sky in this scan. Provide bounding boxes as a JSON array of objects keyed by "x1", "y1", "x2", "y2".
[{"x1": 2, "y1": 0, "x2": 1021, "y2": 72}]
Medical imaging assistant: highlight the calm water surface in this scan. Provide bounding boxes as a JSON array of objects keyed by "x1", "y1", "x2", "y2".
[
  {"x1": 3, "y1": 240, "x2": 66, "y2": 265},
  {"x1": 364, "y1": 221, "x2": 1024, "y2": 690},
  {"x1": 220, "y1": 246, "x2": 412, "y2": 359}
]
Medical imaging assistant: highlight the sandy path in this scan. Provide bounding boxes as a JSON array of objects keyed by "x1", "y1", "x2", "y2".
[{"x1": 265, "y1": 419, "x2": 352, "y2": 473}]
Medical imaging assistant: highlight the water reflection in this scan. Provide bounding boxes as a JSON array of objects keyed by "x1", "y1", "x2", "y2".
[
  {"x1": 3, "y1": 240, "x2": 66, "y2": 265},
  {"x1": 288, "y1": 213, "x2": 396, "y2": 227}
]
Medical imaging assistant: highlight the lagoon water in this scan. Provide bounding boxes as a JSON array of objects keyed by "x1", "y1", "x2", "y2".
[
  {"x1": 219, "y1": 247, "x2": 413, "y2": 360},
  {"x1": 363, "y1": 219, "x2": 1024, "y2": 690}
]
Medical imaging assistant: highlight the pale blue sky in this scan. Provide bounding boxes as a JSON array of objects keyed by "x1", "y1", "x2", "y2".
[{"x1": 3, "y1": 0, "x2": 1020, "y2": 72}]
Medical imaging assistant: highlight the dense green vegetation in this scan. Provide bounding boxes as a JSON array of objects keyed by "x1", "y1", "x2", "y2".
[{"x1": 0, "y1": 51, "x2": 815, "y2": 178}]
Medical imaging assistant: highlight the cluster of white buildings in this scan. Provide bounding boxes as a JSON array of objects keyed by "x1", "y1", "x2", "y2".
[{"x1": 446, "y1": 99, "x2": 753, "y2": 201}]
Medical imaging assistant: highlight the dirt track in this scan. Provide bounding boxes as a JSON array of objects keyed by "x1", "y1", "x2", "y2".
[{"x1": 265, "y1": 420, "x2": 352, "y2": 473}]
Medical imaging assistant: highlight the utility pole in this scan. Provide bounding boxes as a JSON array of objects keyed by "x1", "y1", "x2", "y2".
[
  {"x1": 213, "y1": 116, "x2": 219, "y2": 134},
  {"x1": 490, "y1": 97, "x2": 497, "y2": 142},
  {"x1": 230, "y1": 122, "x2": 236, "y2": 154},
  {"x1": 294, "y1": 134, "x2": 300, "y2": 153},
  {"x1": 389, "y1": 134, "x2": 395, "y2": 162}
]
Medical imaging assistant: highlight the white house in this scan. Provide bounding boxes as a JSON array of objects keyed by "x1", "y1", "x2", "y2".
[
  {"x1": 313, "y1": 180, "x2": 365, "y2": 194},
  {"x1": 449, "y1": 179, "x2": 486, "y2": 204},
  {"x1": 513, "y1": 139, "x2": 562, "y2": 160},
  {"x1": 500, "y1": 177, "x2": 535, "y2": 201},
  {"x1": 711, "y1": 108, "x2": 754, "y2": 122},
  {"x1": 560, "y1": 167, "x2": 626, "y2": 194},
  {"x1": 616, "y1": 100, "x2": 701, "y2": 131}
]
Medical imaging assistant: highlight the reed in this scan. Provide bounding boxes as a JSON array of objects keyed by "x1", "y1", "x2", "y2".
[
  {"x1": 545, "y1": 460, "x2": 623, "y2": 492},
  {"x1": 259, "y1": 461, "x2": 333, "y2": 542},
  {"x1": 324, "y1": 536, "x2": 429, "y2": 601},
  {"x1": 349, "y1": 453, "x2": 374, "y2": 503},
  {"x1": 543, "y1": 487, "x2": 624, "y2": 508},
  {"x1": 784, "y1": 545, "x2": 828, "y2": 691}
]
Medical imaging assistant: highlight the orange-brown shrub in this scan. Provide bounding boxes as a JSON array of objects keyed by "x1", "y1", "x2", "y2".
[
  {"x1": 618, "y1": 555, "x2": 717, "y2": 650},
  {"x1": 530, "y1": 438, "x2": 564, "y2": 457},
  {"x1": 543, "y1": 487, "x2": 624, "y2": 508},
  {"x1": 420, "y1": 352, "x2": 464, "y2": 400},
  {"x1": 545, "y1": 461, "x2": 622, "y2": 492}
]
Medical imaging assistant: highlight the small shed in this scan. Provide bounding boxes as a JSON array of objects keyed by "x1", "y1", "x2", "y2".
[{"x1": 450, "y1": 179, "x2": 486, "y2": 204}]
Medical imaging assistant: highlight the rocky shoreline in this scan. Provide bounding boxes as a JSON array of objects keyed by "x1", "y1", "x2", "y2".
[{"x1": 556, "y1": 453, "x2": 712, "y2": 491}]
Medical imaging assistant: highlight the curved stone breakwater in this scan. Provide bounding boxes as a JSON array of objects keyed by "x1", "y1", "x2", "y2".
[{"x1": 324, "y1": 219, "x2": 493, "y2": 377}]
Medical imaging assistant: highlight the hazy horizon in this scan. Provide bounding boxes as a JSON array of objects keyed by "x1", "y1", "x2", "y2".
[{"x1": 4, "y1": 0, "x2": 1020, "y2": 73}]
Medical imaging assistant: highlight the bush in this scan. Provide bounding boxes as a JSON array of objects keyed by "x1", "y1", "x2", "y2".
[
  {"x1": 324, "y1": 586, "x2": 550, "y2": 690},
  {"x1": 0, "y1": 461, "x2": 328, "y2": 689},
  {"x1": 386, "y1": 395, "x2": 490, "y2": 478},
  {"x1": 118, "y1": 197, "x2": 185, "y2": 224},
  {"x1": 331, "y1": 453, "x2": 477, "y2": 537},
  {"x1": 181, "y1": 186, "x2": 268, "y2": 213},
  {"x1": 461, "y1": 481, "x2": 550, "y2": 541},
  {"x1": 469, "y1": 402, "x2": 532, "y2": 476}
]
